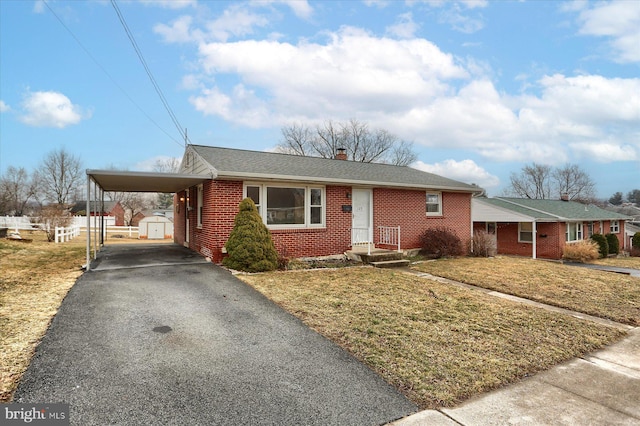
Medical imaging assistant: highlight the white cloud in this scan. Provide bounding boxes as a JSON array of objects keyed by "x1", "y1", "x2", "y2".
[
  {"x1": 569, "y1": 142, "x2": 638, "y2": 163},
  {"x1": 154, "y1": 15, "x2": 195, "y2": 43},
  {"x1": 33, "y1": 0, "x2": 45, "y2": 13},
  {"x1": 0, "y1": 100, "x2": 10, "y2": 113},
  {"x1": 412, "y1": 159, "x2": 500, "y2": 189},
  {"x1": 573, "y1": 0, "x2": 640, "y2": 63},
  {"x1": 386, "y1": 13, "x2": 419, "y2": 39},
  {"x1": 190, "y1": 27, "x2": 467, "y2": 122},
  {"x1": 263, "y1": 0, "x2": 313, "y2": 20},
  {"x1": 19, "y1": 91, "x2": 90, "y2": 128},
  {"x1": 140, "y1": 0, "x2": 197, "y2": 9}
]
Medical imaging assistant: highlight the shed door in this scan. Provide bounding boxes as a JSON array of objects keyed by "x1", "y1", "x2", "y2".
[
  {"x1": 147, "y1": 222, "x2": 164, "y2": 239},
  {"x1": 351, "y1": 188, "x2": 372, "y2": 245}
]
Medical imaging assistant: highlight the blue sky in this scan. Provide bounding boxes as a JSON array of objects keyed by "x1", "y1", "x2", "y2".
[{"x1": 1, "y1": 0, "x2": 638, "y2": 199}]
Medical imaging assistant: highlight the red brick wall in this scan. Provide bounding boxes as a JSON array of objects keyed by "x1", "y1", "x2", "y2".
[
  {"x1": 373, "y1": 189, "x2": 472, "y2": 250},
  {"x1": 177, "y1": 180, "x2": 473, "y2": 262}
]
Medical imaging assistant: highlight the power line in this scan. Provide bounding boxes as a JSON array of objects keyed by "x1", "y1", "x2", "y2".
[
  {"x1": 110, "y1": 0, "x2": 189, "y2": 146},
  {"x1": 42, "y1": 0, "x2": 184, "y2": 148}
]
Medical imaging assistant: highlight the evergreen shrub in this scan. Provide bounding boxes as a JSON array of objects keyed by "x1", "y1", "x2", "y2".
[
  {"x1": 222, "y1": 198, "x2": 278, "y2": 272},
  {"x1": 590, "y1": 233, "x2": 608, "y2": 258}
]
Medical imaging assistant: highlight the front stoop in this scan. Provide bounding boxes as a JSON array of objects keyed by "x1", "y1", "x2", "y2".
[
  {"x1": 347, "y1": 249, "x2": 409, "y2": 268},
  {"x1": 370, "y1": 259, "x2": 411, "y2": 268}
]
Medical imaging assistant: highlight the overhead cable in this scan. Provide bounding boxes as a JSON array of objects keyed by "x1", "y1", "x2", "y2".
[
  {"x1": 42, "y1": 0, "x2": 184, "y2": 148},
  {"x1": 110, "y1": 0, "x2": 189, "y2": 146}
]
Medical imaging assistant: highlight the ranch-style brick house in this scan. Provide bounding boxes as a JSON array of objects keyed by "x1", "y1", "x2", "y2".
[
  {"x1": 174, "y1": 145, "x2": 481, "y2": 263},
  {"x1": 472, "y1": 197, "x2": 632, "y2": 260}
]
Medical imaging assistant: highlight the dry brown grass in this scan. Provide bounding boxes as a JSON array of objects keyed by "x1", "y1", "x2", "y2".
[
  {"x1": 0, "y1": 230, "x2": 86, "y2": 402},
  {"x1": 239, "y1": 267, "x2": 624, "y2": 409},
  {"x1": 411, "y1": 256, "x2": 640, "y2": 326},
  {"x1": 593, "y1": 256, "x2": 640, "y2": 270}
]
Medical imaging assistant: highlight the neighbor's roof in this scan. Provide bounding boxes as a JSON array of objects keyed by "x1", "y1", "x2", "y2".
[
  {"x1": 475, "y1": 197, "x2": 633, "y2": 222},
  {"x1": 190, "y1": 145, "x2": 480, "y2": 192}
]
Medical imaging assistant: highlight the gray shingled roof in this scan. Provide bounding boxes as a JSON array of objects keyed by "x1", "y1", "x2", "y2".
[
  {"x1": 191, "y1": 145, "x2": 479, "y2": 192},
  {"x1": 483, "y1": 197, "x2": 632, "y2": 221}
]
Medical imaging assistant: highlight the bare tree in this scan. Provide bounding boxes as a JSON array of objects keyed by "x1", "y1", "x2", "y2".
[
  {"x1": 120, "y1": 192, "x2": 154, "y2": 226},
  {"x1": 153, "y1": 157, "x2": 180, "y2": 209},
  {"x1": 36, "y1": 148, "x2": 83, "y2": 206},
  {"x1": 507, "y1": 162, "x2": 597, "y2": 202},
  {"x1": 552, "y1": 164, "x2": 596, "y2": 202},
  {"x1": 507, "y1": 163, "x2": 553, "y2": 199},
  {"x1": 0, "y1": 166, "x2": 38, "y2": 215},
  {"x1": 277, "y1": 119, "x2": 417, "y2": 166}
]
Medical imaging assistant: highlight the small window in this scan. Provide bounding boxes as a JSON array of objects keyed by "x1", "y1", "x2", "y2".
[
  {"x1": 566, "y1": 222, "x2": 583, "y2": 242},
  {"x1": 586, "y1": 222, "x2": 594, "y2": 238},
  {"x1": 519, "y1": 222, "x2": 533, "y2": 243},
  {"x1": 610, "y1": 220, "x2": 619, "y2": 233},
  {"x1": 310, "y1": 188, "x2": 322, "y2": 224},
  {"x1": 196, "y1": 185, "x2": 203, "y2": 228},
  {"x1": 426, "y1": 192, "x2": 442, "y2": 216}
]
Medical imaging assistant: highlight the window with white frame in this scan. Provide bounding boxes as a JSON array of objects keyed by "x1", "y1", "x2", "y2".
[
  {"x1": 196, "y1": 184, "x2": 203, "y2": 228},
  {"x1": 519, "y1": 222, "x2": 533, "y2": 243},
  {"x1": 245, "y1": 184, "x2": 325, "y2": 228},
  {"x1": 566, "y1": 222, "x2": 583, "y2": 242},
  {"x1": 426, "y1": 192, "x2": 442, "y2": 216},
  {"x1": 586, "y1": 222, "x2": 594, "y2": 237},
  {"x1": 610, "y1": 220, "x2": 619, "y2": 233}
]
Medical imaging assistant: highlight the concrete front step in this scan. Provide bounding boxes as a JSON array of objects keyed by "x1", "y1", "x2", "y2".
[
  {"x1": 358, "y1": 252, "x2": 404, "y2": 263},
  {"x1": 370, "y1": 259, "x2": 411, "y2": 268}
]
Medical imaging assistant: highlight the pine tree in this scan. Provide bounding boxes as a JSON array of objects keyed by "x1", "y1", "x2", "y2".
[{"x1": 223, "y1": 198, "x2": 278, "y2": 272}]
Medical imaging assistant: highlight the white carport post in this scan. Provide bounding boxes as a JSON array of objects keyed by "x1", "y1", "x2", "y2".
[{"x1": 86, "y1": 174, "x2": 91, "y2": 271}]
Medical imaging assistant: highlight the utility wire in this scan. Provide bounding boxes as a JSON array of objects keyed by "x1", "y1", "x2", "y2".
[
  {"x1": 42, "y1": 0, "x2": 184, "y2": 148},
  {"x1": 110, "y1": 0, "x2": 189, "y2": 146}
]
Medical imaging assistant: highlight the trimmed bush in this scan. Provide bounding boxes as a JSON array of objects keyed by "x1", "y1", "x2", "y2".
[
  {"x1": 633, "y1": 232, "x2": 640, "y2": 249},
  {"x1": 590, "y1": 233, "x2": 609, "y2": 258},
  {"x1": 470, "y1": 229, "x2": 497, "y2": 257},
  {"x1": 223, "y1": 198, "x2": 278, "y2": 272},
  {"x1": 605, "y1": 233, "x2": 619, "y2": 255},
  {"x1": 419, "y1": 227, "x2": 464, "y2": 259},
  {"x1": 563, "y1": 240, "x2": 599, "y2": 263}
]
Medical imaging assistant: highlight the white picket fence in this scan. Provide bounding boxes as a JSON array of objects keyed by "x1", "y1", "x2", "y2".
[{"x1": 55, "y1": 225, "x2": 81, "y2": 243}]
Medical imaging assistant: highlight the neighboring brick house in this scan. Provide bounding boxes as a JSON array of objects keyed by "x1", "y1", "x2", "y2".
[
  {"x1": 472, "y1": 197, "x2": 632, "y2": 259},
  {"x1": 175, "y1": 145, "x2": 480, "y2": 263},
  {"x1": 70, "y1": 200, "x2": 125, "y2": 226}
]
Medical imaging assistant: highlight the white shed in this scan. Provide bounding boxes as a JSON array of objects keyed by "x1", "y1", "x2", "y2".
[{"x1": 139, "y1": 215, "x2": 173, "y2": 240}]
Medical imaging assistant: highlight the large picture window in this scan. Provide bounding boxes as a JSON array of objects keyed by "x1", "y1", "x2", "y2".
[
  {"x1": 566, "y1": 222, "x2": 583, "y2": 242},
  {"x1": 245, "y1": 184, "x2": 325, "y2": 228}
]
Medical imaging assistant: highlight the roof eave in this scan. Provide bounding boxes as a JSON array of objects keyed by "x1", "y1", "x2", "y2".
[{"x1": 214, "y1": 171, "x2": 480, "y2": 193}]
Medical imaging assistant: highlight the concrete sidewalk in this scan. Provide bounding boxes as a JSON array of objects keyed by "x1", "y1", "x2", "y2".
[
  {"x1": 391, "y1": 328, "x2": 640, "y2": 425},
  {"x1": 564, "y1": 262, "x2": 640, "y2": 278},
  {"x1": 390, "y1": 268, "x2": 640, "y2": 425}
]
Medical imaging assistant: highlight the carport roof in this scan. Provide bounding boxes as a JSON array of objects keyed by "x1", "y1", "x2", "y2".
[{"x1": 87, "y1": 169, "x2": 209, "y2": 193}]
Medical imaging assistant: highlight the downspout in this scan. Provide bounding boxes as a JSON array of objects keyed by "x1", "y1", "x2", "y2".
[{"x1": 532, "y1": 220, "x2": 537, "y2": 259}]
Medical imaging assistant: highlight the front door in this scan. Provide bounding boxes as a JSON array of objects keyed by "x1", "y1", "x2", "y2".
[{"x1": 351, "y1": 188, "x2": 372, "y2": 246}]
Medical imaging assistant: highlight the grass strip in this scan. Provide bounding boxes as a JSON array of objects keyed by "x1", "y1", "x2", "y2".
[{"x1": 411, "y1": 257, "x2": 640, "y2": 326}]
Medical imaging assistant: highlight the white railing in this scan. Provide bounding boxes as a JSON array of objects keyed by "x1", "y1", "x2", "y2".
[
  {"x1": 351, "y1": 227, "x2": 373, "y2": 255},
  {"x1": 72, "y1": 215, "x2": 116, "y2": 228},
  {"x1": 55, "y1": 225, "x2": 81, "y2": 243},
  {"x1": 79, "y1": 225, "x2": 139, "y2": 237},
  {"x1": 378, "y1": 226, "x2": 401, "y2": 252}
]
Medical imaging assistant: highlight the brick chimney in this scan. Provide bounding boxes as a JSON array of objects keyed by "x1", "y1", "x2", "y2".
[{"x1": 335, "y1": 148, "x2": 347, "y2": 160}]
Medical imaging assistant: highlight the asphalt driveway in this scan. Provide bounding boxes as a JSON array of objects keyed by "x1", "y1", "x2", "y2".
[{"x1": 15, "y1": 244, "x2": 417, "y2": 425}]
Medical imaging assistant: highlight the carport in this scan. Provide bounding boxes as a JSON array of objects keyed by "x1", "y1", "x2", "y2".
[{"x1": 85, "y1": 169, "x2": 209, "y2": 271}]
